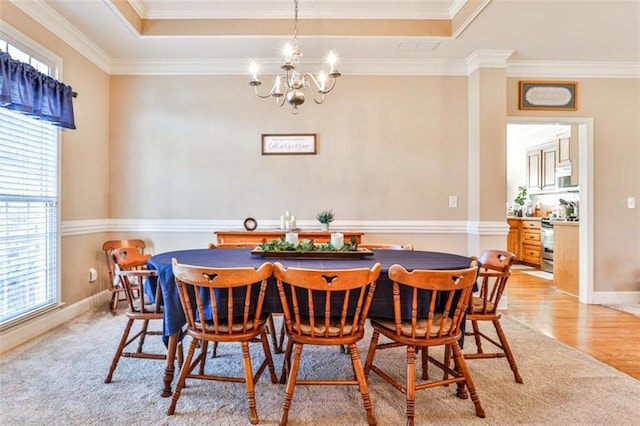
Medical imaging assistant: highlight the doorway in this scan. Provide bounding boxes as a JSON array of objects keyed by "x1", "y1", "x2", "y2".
[{"x1": 506, "y1": 117, "x2": 594, "y2": 304}]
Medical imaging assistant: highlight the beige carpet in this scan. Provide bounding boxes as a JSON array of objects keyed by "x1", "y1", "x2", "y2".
[{"x1": 1, "y1": 307, "x2": 640, "y2": 425}]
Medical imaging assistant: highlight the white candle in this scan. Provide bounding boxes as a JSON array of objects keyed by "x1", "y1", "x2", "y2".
[
  {"x1": 280, "y1": 215, "x2": 285, "y2": 229},
  {"x1": 331, "y1": 232, "x2": 344, "y2": 250},
  {"x1": 290, "y1": 215, "x2": 296, "y2": 229},
  {"x1": 285, "y1": 232, "x2": 299, "y2": 246}
]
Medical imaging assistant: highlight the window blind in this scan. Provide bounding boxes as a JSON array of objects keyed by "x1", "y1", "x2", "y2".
[{"x1": 0, "y1": 107, "x2": 58, "y2": 327}]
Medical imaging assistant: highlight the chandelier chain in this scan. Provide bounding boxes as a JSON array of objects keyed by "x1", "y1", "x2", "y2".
[{"x1": 293, "y1": 0, "x2": 299, "y2": 49}]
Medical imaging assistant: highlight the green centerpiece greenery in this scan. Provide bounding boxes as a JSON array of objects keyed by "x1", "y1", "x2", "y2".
[
  {"x1": 259, "y1": 236, "x2": 359, "y2": 252},
  {"x1": 315, "y1": 210, "x2": 335, "y2": 224}
]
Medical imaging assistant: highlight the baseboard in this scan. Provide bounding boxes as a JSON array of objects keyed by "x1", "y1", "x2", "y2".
[
  {"x1": 0, "y1": 291, "x2": 110, "y2": 354},
  {"x1": 592, "y1": 291, "x2": 640, "y2": 305}
]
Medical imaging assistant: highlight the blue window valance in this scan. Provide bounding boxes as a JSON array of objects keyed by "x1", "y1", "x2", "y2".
[{"x1": 0, "y1": 51, "x2": 76, "y2": 130}]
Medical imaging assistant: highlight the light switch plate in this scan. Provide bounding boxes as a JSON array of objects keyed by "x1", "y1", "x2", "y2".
[
  {"x1": 449, "y1": 195, "x2": 458, "y2": 208},
  {"x1": 628, "y1": 197, "x2": 636, "y2": 209}
]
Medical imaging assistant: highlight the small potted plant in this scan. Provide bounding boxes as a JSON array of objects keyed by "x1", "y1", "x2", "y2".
[
  {"x1": 315, "y1": 210, "x2": 335, "y2": 231},
  {"x1": 513, "y1": 186, "x2": 528, "y2": 217}
]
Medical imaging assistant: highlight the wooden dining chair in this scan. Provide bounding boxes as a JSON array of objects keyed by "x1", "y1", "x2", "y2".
[
  {"x1": 104, "y1": 247, "x2": 166, "y2": 383},
  {"x1": 359, "y1": 243, "x2": 414, "y2": 250},
  {"x1": 363, "y1": 262, "x2": 484, "y2": 425},
  {"x1": 168, "y1": 259, "x2": 278, "y2": 424},
  {"x1": 273, "y1": 261, "x2": 381, "y2": 426},
  {"x1": 462, "y1": 249, "x2": 523, "y2": 383},
  {"x1": 207, "y1": 241, "x2": 282, "y2": 356},
  {"x1": 102, "y1": 239, "x2": 149, "y2": 314}
]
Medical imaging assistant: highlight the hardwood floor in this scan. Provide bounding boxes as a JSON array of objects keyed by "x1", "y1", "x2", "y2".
[{"x1": 505, "y1": 270, "x2": 640, "y2": 380}]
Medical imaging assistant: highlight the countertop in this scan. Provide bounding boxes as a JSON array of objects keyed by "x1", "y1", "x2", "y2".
[
  {"x1": 507, "y1": 216, "x2": 542, "y2": 221},
  {"x1": 552, "y1": 221, "x2": 579, "y2": 227}
]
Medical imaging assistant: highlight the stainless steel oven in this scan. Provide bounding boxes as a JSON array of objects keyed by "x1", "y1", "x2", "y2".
[{"x1": 541, "y1": 219, "x2": 554, "y2": 273}]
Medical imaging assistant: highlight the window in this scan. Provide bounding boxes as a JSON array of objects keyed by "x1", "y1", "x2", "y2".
[{"x1": 0, "y1": 39, "x2": 60, "y2": 328}]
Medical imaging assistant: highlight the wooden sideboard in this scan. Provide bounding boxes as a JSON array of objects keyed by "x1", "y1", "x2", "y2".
[{"x1": 214, "y1": 230, "x2": 364, "y2": 245}]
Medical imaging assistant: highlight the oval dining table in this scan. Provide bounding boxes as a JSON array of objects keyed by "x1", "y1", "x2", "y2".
[{"x1": 147, "y1": 247, "x2": 473, "y2": 397}]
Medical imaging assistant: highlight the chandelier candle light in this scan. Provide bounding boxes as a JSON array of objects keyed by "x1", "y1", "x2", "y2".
[{"x1": 248, "y1": 0, "x2": 341, "y2": 113}]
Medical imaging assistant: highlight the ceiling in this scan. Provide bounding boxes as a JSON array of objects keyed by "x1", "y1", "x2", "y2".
[
  {"x1": 5, "y1": 0, "x2": 640, "y2": 76},
  {"x1": 507, "y1": 123, "x2": 571, "y2": 149}
]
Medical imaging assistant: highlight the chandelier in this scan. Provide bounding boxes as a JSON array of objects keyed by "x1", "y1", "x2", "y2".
[{"x1": 248, "y1": 0, "x2": 341, "y2": 114}]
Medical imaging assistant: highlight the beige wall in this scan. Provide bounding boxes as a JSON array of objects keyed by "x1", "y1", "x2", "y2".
[{"x1": 109, "y1": 74, "x2": 469, "y2": 221}]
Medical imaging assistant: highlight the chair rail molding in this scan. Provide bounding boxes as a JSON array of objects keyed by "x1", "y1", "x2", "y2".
[{"x1": 62, "y1": 218, "x2": 509, "y2": 236}]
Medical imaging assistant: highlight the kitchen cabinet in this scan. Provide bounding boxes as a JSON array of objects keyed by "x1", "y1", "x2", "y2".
[
  {"x1": 507, "y1": 219, "x2": 520, "y2": 258},
  {"x1": 520, "y1": 220, "x2": 541, "y2": 266},
  {"x1": 541, "y1": 145, "x2": 557, "y2": 189},
  {"x1": 527, "y1": 141, "x2": 558, "y2": 192},
  {"x1": 526, "y1": 150, "x2": 541, "y2": 189},
  {"x1": 554, "y1": 222, "x2": 579, "y2": 297}
]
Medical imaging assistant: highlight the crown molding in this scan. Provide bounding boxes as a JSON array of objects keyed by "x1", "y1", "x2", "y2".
[
  {"x1": 109, "y1": 57, "x2": 471, "y2": 76},
  {"x1": 9, "y1": 0, "x2": 111, "y2": 73},
  {"x1": 466, "y1": 49, "x2": 514, "y2": 73},
  {"x1": 507, "y1": 61, "x2": 640, "y2": 79},
  {"x1": 451, "y1": 0, "x2": 492, "y2": 39},
  {"x1": 130, "y1": 1, "x2": 457, "y2": 20}
]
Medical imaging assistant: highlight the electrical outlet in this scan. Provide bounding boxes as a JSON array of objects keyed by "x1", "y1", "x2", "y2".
[
  {"x1": 449, "y1": 195, "x2": 458, "y2": 208},
  {"x1": 89, "y1": 268, "x2": 98, "y2": 283},
  {"x1": 628, "y1": 197, "x2": 636, "y2": 209}
]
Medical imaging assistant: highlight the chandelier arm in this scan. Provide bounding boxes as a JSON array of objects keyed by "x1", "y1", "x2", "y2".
[
  {"x1": 302, "y1": 73, "x2": 334, "y2": 103},
  {"x1": 252, "y1": 85, "x2": 276, "y2": 99},
  {"x1": 312, "y1": 92, "x2": 326, "y2": 105},
  {"x1": 320, "y1": 77, "x2": 337, "y2": 94}
]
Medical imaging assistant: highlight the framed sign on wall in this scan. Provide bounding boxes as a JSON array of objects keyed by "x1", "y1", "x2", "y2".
[
  {"x1": 519, "y1": 81, "x2": 578, "y2": 111},
  {"x1": 261, "y1": 133, "x2": 317, "y2": 155}
]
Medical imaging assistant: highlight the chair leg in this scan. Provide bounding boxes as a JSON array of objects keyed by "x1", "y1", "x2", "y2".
[
  {"x1": 280, "y1": 343, "x2": 303, "y2": 426},
  {"x1": 199, "y1": 340, "x2": 209, "y2": 375},
  {"x1": 267, "y1": 314, "x2": 282, "y2": 354},
  {"x1": 105, "y1": 318, "x2": 134, "y2": 383},
  {"x1": 493, "y1": 319, "x2": 523, "y2": 384},
  {"x1": 450, "y1": 342, "x2": 485, "y2": 418},
  {"x1": 109, "y1": 291, "x2": 119, "y2": 315},
  {"x1": 279, "y1": 338, "x2": 295, "y2": 384},
  {"x1": 259, "y1": 330, "x2": 279, "y2": 384},
  {"x1": 241, "y1": 341, "x2": 259, "y2": 425},
  {"x1": 405, "y1": 345, "x2": 417, "y2": 426},
  {"x1": 420, "y1": 346, "x2": 429, "y2": 380},
  {"x1": 167, "y1": 338, "x2": 199, "y2": 415},
  {"x1": 176, "y1": 341, "x2": 184, "y2": 369},
  {"x1": 277, "y1": 320, "x2": 286, "y2": 354},
  {"x1": 348, "y1": 343, "x2": 377, "y2": 426},
  {"x1": 137, "y1": 319, "x2": 149, "y2": 353},
  {"x1": 211, "y1": 341, "x2": 219, "y2": 358},
  {"x1": 363, "y1": 329, "x2": 380, "y2": 377},
  {"x1": 443, "y1": 344, "x2": 452, "y2": 382},
  {"x1": 471, "y1": 320, "x2": 483, "y2": 353}
]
